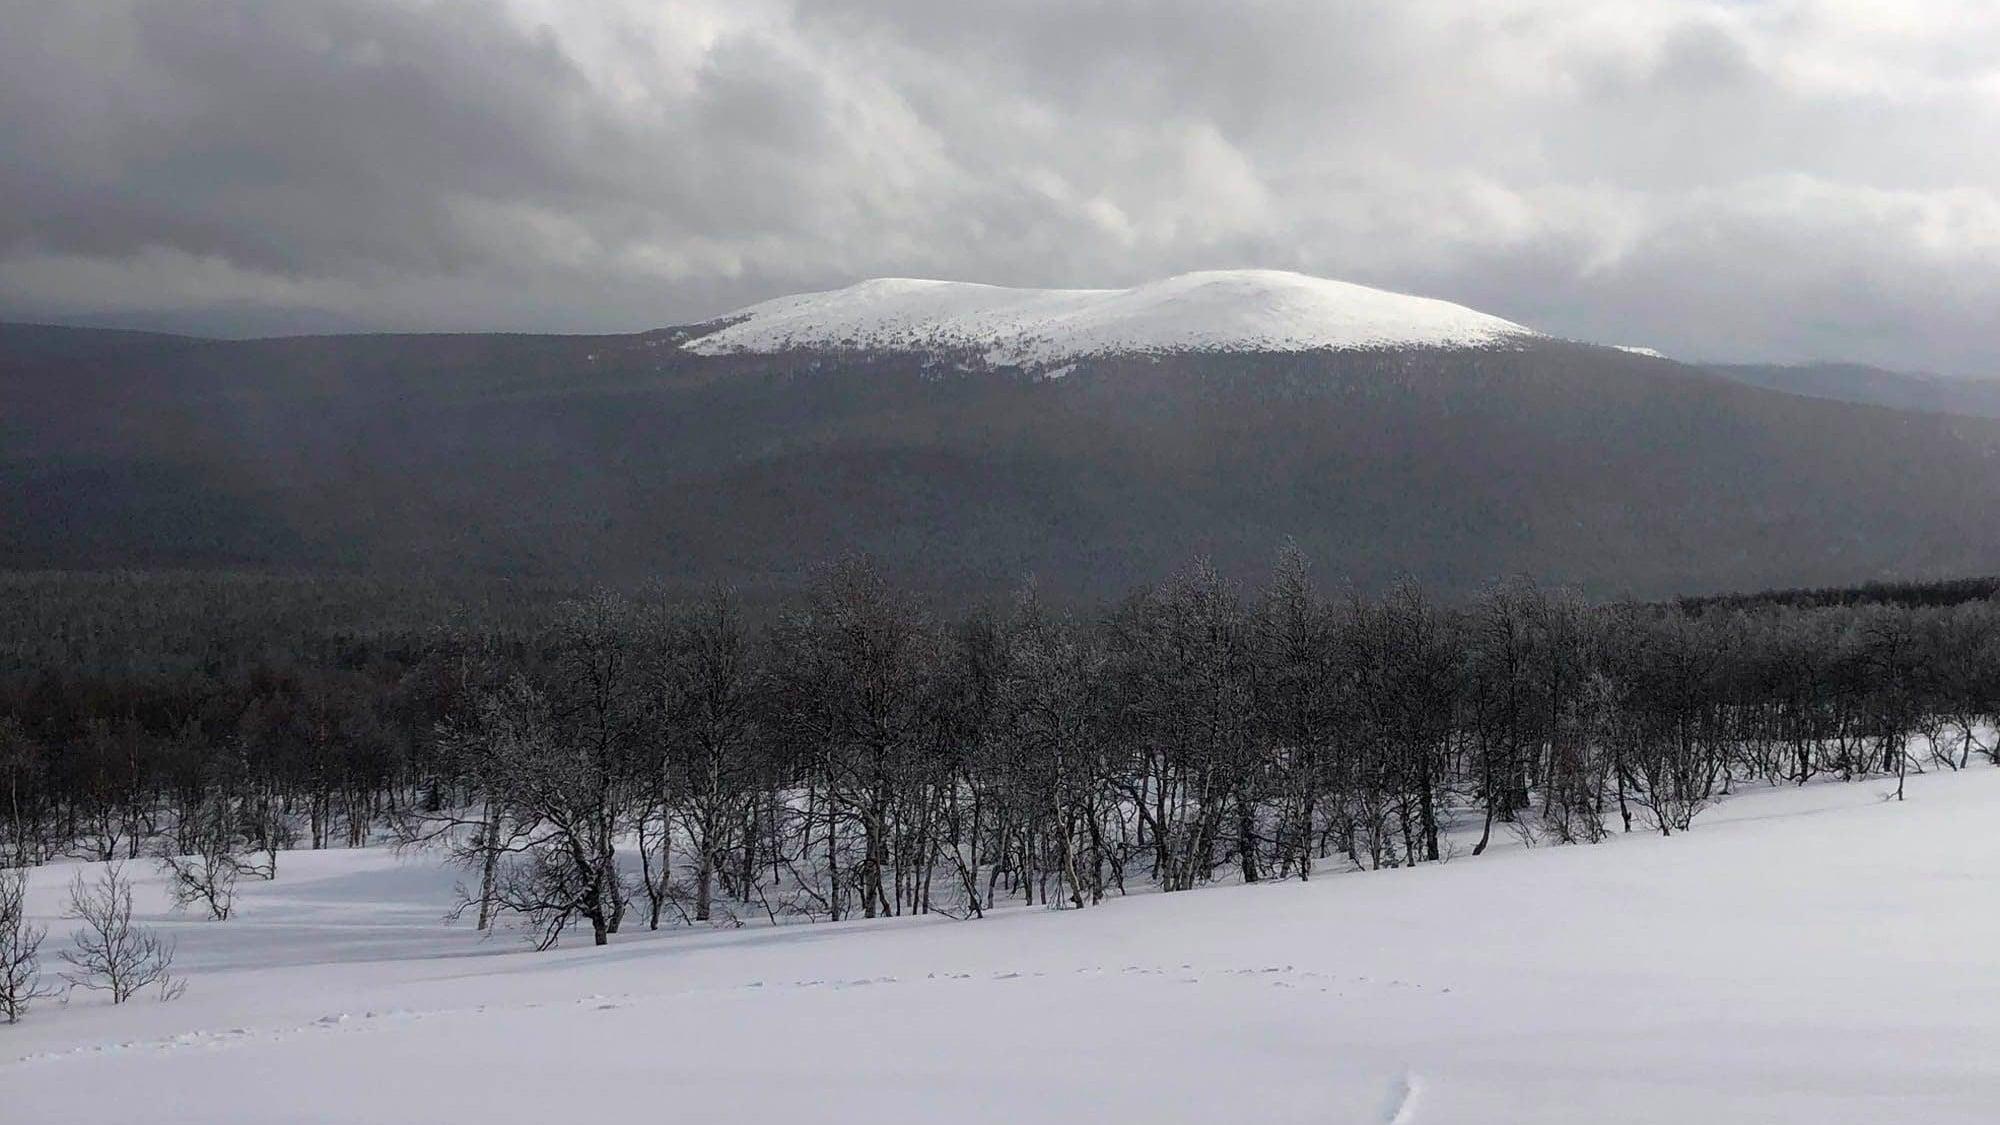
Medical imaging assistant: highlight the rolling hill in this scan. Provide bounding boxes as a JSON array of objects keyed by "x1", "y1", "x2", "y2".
[{"x1": 7, "y1": 271, "x2": 2000, "y2": 602}]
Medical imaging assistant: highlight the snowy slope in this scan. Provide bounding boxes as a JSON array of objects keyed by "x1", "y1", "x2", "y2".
[
  {"x1": 8, "y1": 769, "x2": 2000, "y2": 1123},
  {"x1": 682, "y1": 269, "x2": 1540, "y2": 367}
]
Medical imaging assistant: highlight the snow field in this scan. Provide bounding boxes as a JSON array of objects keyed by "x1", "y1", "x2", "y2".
[{"x1": 5, "y1": 767, "x2": 1999, "y2": 1123}]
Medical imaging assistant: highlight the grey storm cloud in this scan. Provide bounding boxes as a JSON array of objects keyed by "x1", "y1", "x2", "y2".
[{"x1": 2, "y1": 0, "x2": 1997, "y2": 372}]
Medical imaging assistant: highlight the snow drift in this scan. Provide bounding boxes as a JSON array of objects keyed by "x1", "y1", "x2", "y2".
[{"x1": 681, "y1": 269, "x2": 1540, "y2": 367}]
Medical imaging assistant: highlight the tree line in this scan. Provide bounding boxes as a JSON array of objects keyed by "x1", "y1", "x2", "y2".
[{"x1": 2, "y1": 557, "x2": 1996, "y2": 951}]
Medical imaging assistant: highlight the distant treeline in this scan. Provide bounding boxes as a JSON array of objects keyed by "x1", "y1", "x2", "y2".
[
  {"x1": 1, "y1": 561, "x2": 1995, "y2": 947},
  {"x1": 1679, "y1": 575, "x2": 2000, "y2": 612}
]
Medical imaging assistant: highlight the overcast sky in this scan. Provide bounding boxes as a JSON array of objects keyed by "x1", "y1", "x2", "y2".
[{"x1": 3, "y1": 1, "x2": 1996, "y2": 372}]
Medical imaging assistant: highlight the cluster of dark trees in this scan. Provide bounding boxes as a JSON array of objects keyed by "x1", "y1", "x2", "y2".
[
  {"x1": 2, "y1": 559, "x2": 1996, "y2": 948},
  {"x1": 1678, "y1": 575, "x2": 2000, "y2": 613}
]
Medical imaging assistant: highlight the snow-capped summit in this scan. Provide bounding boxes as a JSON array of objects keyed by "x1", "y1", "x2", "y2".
[{"x1": 681, "y1": 269, "x2": 1540, "y2": 368}]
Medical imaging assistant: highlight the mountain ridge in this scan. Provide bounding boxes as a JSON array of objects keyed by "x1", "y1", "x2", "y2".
[
  {"x1": 8, "y1": 318, "x2": 2000, "y2": 604},
  {"x1": 1704, "y1": 361, "x2": 2000, "y2": 421}
]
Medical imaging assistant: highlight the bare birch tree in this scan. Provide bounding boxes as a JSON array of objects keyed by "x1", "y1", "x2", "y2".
[
  {"x1": 1, "y1": 867, "x2": 58, "y2": 1022},
  {"x1": 60, "y1": 864, "x2": 182, "y2": 1003}
]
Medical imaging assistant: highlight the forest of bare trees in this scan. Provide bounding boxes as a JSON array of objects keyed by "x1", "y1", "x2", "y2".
[{"x1": 2, "y1": 555, "x2": 1997, "y2": 948}]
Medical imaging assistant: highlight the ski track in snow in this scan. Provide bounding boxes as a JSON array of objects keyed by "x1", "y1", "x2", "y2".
[
  {"x1": 7, "y1": 961, "x2": 1458, "y2": 1068},
  {"x1": 1382, "y1": 1071, "x2": 1423, "y2": 1125}
]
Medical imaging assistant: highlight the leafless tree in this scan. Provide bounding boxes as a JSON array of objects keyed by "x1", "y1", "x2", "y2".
[
  {"x1": 1, "y1": 867, "x2": 58, "y2": 1022},
  {"x1": 992, "y1": 584, "x2": 1109, "y2": 908},
  {"x1": 59, "y1": 864, "x2": 182, "y2": 1003},
  {"x1": 639, "y1": 588, "x2": 761, "y2": 926},
  {"x1": 767, "y1": 558, "x2": 944, "y2": 920},
  {"x1": 158, "y1": 795, "x2": 245, "y2": 921},
  {"x1": 1253, "y1": 543, "x2": 1340, "y2": 881},
  {"x1": 0, "y1": 719, "x2": 44, "y2": 868}
]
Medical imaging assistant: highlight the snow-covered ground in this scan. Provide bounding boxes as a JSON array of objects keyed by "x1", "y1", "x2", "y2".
[
  {"x1": 682, "y1": 269, "x2": 1540, "y2": 368},
  {"x1": 7, "y1": 768, "x2": 1999, "y2": 1123}
]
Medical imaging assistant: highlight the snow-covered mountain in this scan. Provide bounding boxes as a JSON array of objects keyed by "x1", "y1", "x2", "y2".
[
  {"x1": 15, "y1": 317, "x2": 2000, "y2": 601},
  {"x1": 682, "y1": 269, "x2": 1539, "y2": 368}
]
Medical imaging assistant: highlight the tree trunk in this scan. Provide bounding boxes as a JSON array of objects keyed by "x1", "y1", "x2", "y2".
[{"x1": 476, "y1": 804, "x2": 500, "y2": 932}]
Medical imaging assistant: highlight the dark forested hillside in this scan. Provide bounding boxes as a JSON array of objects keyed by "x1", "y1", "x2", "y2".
[{"x1": 8, "y1": 322, "x2": 2000, "y2": 602}]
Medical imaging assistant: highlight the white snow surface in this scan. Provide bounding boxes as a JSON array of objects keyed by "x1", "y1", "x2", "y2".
[
  {"x1": 681, "y1": 269, "x2": 1541, "y2": 367},
  {"x1": 8, "y1": 769, "x2": 2000, "y2": 1123}
]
